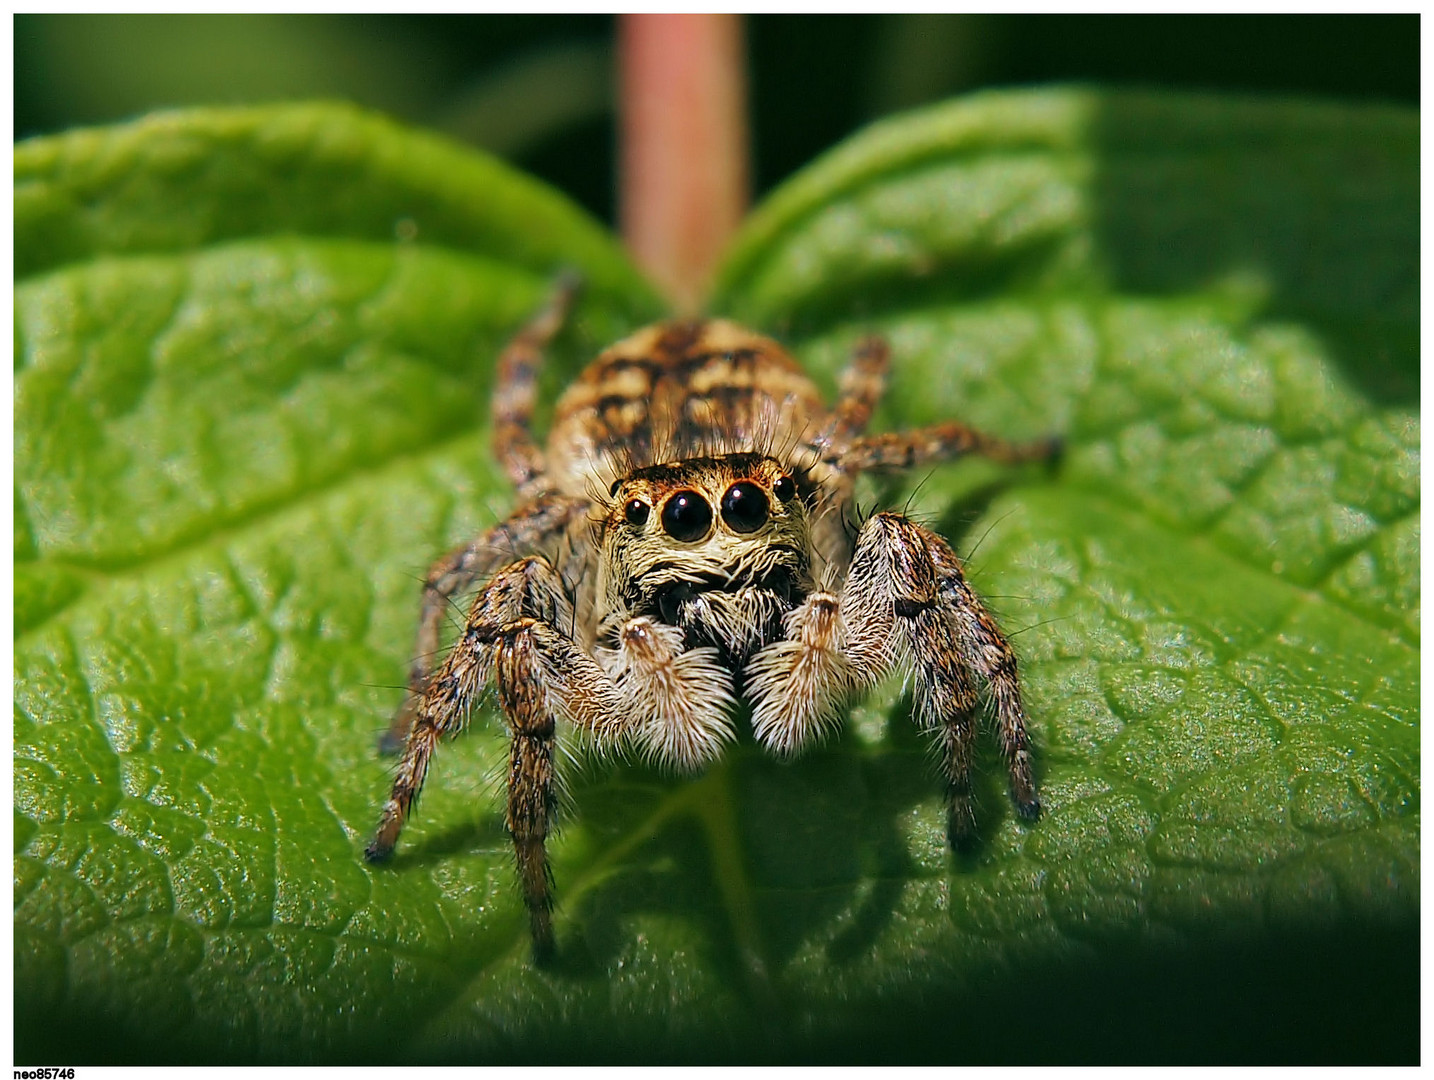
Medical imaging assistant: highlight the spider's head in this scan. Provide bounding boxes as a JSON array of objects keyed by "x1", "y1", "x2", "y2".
[{"x1": 600, "y1": 452, "x2": 813, "y2": 660}]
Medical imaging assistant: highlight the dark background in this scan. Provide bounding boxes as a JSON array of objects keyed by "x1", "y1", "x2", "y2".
[{"x1": 15, "y1": 14, "x2": 1419, "y2": 226}]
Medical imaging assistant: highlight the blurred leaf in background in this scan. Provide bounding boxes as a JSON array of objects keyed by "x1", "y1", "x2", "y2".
[
  {"x1": 15, "y1": 14, "x2": 1419, "y2": 229},
  {"x1": 15, "y1": 15, "x2": 617, "y2": 218}
]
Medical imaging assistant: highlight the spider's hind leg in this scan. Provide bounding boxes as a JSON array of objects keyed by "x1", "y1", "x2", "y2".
[
  {"x1": 492, "y1": 272, "x2": 582, "y2": 490},
  {"x1": 839, "y1": 421, "x2": 1061, "y2": 474},
  {"x1": 818, "y1": 334, "x2": 891, "y2": 454}
]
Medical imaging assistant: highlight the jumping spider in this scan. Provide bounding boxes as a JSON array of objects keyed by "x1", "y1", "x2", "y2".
[{"x1": 365, "y1": 277, "x2": 1059, "y2": 957}]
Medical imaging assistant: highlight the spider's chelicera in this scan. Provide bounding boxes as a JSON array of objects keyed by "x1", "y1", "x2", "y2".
[{"x1": 365, "y1": 278, "x2": 1060, "y2": 958}]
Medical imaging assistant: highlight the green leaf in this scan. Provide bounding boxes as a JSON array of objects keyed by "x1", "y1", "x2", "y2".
[{"x1": 15, "y1": 91, "x2": 1417, "y2": 1063}]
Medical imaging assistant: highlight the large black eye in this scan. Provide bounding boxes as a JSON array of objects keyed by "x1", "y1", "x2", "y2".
[
  {"x1": 661, "y1": 490, "x2": 712, "y2": 542},
  {"x1": 721, "y1": 481, "x2": 769, "y2": 533},
  {"x1": 624, "y1": 499, "x2": 650, "y2": 526},
  {"x1": 773, "y1": 474, "x2": 796, "y2": 503}
]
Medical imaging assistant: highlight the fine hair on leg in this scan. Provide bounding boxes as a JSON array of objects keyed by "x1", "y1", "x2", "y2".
[
  {"x1": 380, "y1": 494, "x2": 588, "y2": 754},
  {"x1": 491, "y1": 273, "x2": 582, "y2": 489}
]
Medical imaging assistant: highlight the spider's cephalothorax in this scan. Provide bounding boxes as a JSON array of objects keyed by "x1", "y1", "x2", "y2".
[
  {"x1": 602, "y1": 452, "x2": 813, "y2": 666},
  {"x1": 365, "y1": 279, "x2": 1060, "y2": 958}
]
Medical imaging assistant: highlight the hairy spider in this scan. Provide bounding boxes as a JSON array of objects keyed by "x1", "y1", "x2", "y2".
[{"x1": 365, "y1": 277, "x2": 1060, "y2": 958}]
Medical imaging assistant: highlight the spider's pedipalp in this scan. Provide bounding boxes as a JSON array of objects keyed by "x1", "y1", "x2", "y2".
[
  {"x1": 747, "y1": 593, "x2": 856, "y2": 755},
  {"x1": 601, "y1": 616, "x2": 737, "y2": 770}
]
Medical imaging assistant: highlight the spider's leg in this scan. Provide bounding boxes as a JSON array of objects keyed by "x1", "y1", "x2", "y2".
[
  {"x1": 926, "y1": 530, "x2": 1039, "y2": 823},
  {"x1": 817, "y1": 334, "x2": 890, "y2": 455},
  {"x1": 880, "y1": 515, "x2": 1038, "y2": 845},
  {"x1": 368, "y1": 556, "x2": 579, "y2": 860},
  {"x1": 493, "y1": 616, "x2": 562, "y2": 957},
  {"x1": 366, "y1": 555, "x2": 624, "y2": 958},
  {"x1": 748, "y1": 512, "x2": 1036, "y2": 847},
  {"x1": 838, "y1": 421, "x2": 1061, "y2": 473},
  {"x1": 492, "y1": 272, "x2": 582, "y2": 489},
  {"x1": 874, "y1": 518, "x2": 986, "y2": 847},
  {"x1": 381, "y1": 494, "x2": 589, "y2": 754}
]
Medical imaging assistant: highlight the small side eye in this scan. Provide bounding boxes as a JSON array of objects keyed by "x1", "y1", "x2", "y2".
[
  {"x1": 609, "y1": 479, "x2": 623, "y2": 497},
  {"x1": 773, "y1": 474, "x2": 796, "y2": 503},
  {"x1": 624, "y1": 499, "x2": 650, "y2": 526},
  {"x1": 721, "y1": 481, "x2": 769, "y2": 533},
  {"x1": 661, "y1": 490, "x2": 713, "y2": 542}
]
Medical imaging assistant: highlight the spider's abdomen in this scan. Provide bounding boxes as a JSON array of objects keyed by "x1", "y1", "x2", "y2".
[{"x1": 545, "y1": 319, "x2": 827, "y2": 496}]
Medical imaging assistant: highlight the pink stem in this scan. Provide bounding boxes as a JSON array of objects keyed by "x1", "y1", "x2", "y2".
[{"x1": 619, "y1": 14, "x2": 749, "y2": 313}]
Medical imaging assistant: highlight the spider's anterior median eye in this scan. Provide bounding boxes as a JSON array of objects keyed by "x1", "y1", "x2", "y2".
[
  {"x1": 661, "y1": 490, "x2": 712, "y2": 542},
  {"x1": 772, "y1": 474, "x2": 796, "y2": 503},
  {"x1": 624, "y1": 499, "x2": 650, "y2": 526},
  {"x1": 721, "y1": 481, "x2": 769, "y2": 533}
]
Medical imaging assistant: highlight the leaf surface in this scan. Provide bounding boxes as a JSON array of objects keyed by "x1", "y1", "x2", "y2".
[{"x1": 14, "y1": 92, "x2": 1418, "y2": 1063}]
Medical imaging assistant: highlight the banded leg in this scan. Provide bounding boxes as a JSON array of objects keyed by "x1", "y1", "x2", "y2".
[
  {"x1": 491, "y1": 610, "x2": 735, "y2": 954},
  {"x1": 489, "y1": 615, "x2": 637, "y2": 957},
  {"x1": 927, "y1": 531, "x2": 1039, "y2": 822},
  {"x1": 839, "y1": 421, "x2": 1061, "y2": 473},
  {"x1": 367, "y1": 556, "x2": 620, "y2": 956},
  {"x1": 370, "y1": 556, "x2": 732, "y2": 955},
  {"x1": 882, "y1": 520, "x2": 985, "y2": 846},
  {"x1": 367, "y1": 556, "x2": 580, "y2": 862},
  {"x1": 818, "y1": 335, "x2": 891, "y2": 454},
  {"x1": 492, "y1": 271, "x2": 582, "y2": 489},
  {"x1": 848, "y1": 506, "x2": 986, "y2": 839},
  {"x1": 748, "y1": 512, "x2": 1036, "y2": 846},
  {"x1": 381, "y1": 494, "x2": 589, "y2": 753},
  {"x1": 495, "y1": 617, "x2": 558, "y2": 956}
]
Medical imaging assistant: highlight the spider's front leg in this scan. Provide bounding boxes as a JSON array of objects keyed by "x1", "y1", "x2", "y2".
[
  {"x1": 747, "y1": 512, "x2": 1037, "y2": 848},
  {"x1": 380, "y1": 494, "x2": 589, "y2": 754},
  {"x1": 368, "y1": 555, "x2": 736, "y2": 956},
  {"x1": 924, "y1": 529, "x2": 1039, "y2": 826},
  {"x1": 888, "y1": 518, "x2": 1039, "y2": 844},
  {"x1": 366, "y1": 555, "x2": 624, "y2": 956}
]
